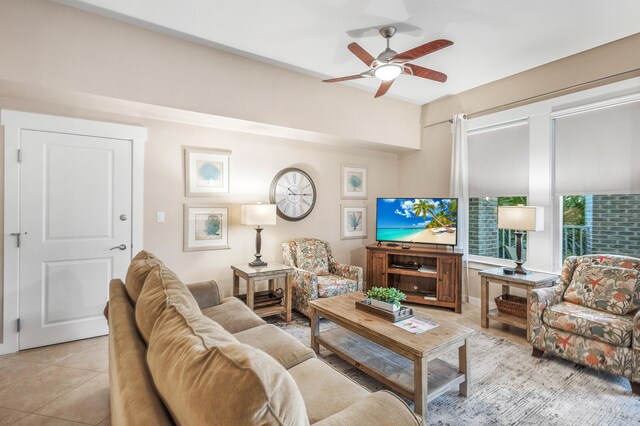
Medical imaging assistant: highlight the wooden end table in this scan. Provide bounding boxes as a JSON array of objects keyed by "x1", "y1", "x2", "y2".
[
  {"x1": 231, "y1": 263, "x2": 293, "y2": 322},
  {"x1": 479, "y1": 267, "x2": 559, "y2": 340},
  {"x1": 309, "y1": 293, "x2": 474, "y2": 416}
]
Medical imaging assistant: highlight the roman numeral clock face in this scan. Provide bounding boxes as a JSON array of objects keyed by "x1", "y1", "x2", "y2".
[{"x1": 269, "y1": 168, "x2": 317, "y2": 221}]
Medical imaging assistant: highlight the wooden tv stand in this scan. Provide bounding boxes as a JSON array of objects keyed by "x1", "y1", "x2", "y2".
[{"x1": 366, "y1": 244, "x2": 463, "y2": 313}]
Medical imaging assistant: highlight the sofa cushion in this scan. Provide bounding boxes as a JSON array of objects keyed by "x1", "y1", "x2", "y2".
[
  {"x1": 540, "y1": 324, "x2": 634, "y2": 375},
  {"x1": 564, "y1": 263, "x2": 640, "y2": 315},
  {"x1": 316, "y1": 275, "x2": 359, "y2": 298},
  {"x1": 147, "y1": 304, "x2": 310, "y2": 426},
  {"x1": 125, "y1": 250, "x2": 163, "y2": 304},
  {"x1": 314, "y1": 391, "x2": 422, "y2": 426},
  {"x1": 135, "y1": 265, "x2": 201, "y2": 343},
  {"x1": 201, "y1": 297, "x2": 266, "y2": 333},
  {"x1": 234, "y1": 324, "x2": 316, "y2": 369},
  {"x1": 288, "y1": 358, "x2": 369, "y2": 424},
  {"x1": 543, "y1": 301, "x2": 634, "y2": 347},
  {"x1": 295, "y1": 239, "x2": 330, "y2": 275},
  {"x1": 107, "y1": 280, "x2": 173, "y2": 426}
]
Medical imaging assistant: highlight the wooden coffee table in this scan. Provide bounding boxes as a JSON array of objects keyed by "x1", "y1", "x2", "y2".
[{"x1": 309, "y1": 293, "x2": 473, "y2": 416}]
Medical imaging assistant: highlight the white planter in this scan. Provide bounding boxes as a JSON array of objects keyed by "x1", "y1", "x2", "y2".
[{"x1": 369, "y1": 298, "x2": 399, "y2": 312}]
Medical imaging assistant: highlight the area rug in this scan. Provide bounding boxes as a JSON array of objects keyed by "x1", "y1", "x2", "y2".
[{"x1": 268, "y1": 314, "x2": 640, "y2": 426}]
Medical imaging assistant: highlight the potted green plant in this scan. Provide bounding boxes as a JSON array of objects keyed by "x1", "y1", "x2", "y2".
[{"x1": 366, "y1": 287, "x2": 407, "y2": 312}]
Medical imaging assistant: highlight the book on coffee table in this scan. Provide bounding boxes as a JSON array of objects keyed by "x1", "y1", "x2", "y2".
[{"x1": 393, "y1": 317, "x2": 439, "y2": 334}]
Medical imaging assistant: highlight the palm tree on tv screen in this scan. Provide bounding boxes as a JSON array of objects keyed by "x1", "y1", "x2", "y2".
[{"x1": 412, "y1": 199, "x2": 456, "y2": 232}]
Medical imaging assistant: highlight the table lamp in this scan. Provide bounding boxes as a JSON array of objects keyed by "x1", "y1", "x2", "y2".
[
  {"x1": 497, "y1": 205, "x2": 544, "y2": 275},
  {"x1": 241, "y1": 203, "x2": 277, "y2": 267}
]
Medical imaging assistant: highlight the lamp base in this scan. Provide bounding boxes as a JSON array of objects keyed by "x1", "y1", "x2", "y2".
[
  {"x1": 249, "y1": 226, "x2": 267, "y2": 268},
  {"x1": 514, "y1": 261, "x2": 531, "y2": 275},
  {"x1": 513, "y1": 231, "x2": 531, "y2": 275},
  {"x1": 249, "y1": 258, "x2": 267, "y2": 268}
]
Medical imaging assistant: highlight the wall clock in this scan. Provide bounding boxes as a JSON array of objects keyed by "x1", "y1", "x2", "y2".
[{"x1": 269, "y1": 167, "x2": 316, "y2": 221}]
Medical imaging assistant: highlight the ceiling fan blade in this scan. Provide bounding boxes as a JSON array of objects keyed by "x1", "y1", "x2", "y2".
[
  {"x1": 322, "y1": 74, "x2": 367, "y2": 83},
  {"x1": 347, "y1": 42, "x2": 376, "y2": 67},
  {"x1": 374, "y1": 79, "x2": 395, "y2": 98},
  {"x1": 404, "y1": 64, "x2": 448, "y2": 82},
  {"x1": 391, "y1": 39, "x2": 453, "y2": 62}
]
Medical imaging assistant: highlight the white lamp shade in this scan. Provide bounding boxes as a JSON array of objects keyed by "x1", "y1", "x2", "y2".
[
  {"x1": 497, "y1": 206, "x2": 544, "y2": 231},
  {"x1": 241, "y1": 204, "x2": 277, "y2": 226}
]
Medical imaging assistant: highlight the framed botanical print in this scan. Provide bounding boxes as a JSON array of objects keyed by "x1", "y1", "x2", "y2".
[
  {"x1": 341, "y1": 164, "x2": 367, "y2": 199},
  {"x1": 185, "y1": 147, "x2": 230, "y2": 196},
  {"x1": 183, "y1": 205, "x2": 230, "y2": 251},
  {"x1": 341, "y1": 204, "x2": 367, "y2": 240}
]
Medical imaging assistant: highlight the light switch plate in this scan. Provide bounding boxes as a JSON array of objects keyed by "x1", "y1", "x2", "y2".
[{"x1": 156, "y1": 211, "x2": 165, "y2": 223}]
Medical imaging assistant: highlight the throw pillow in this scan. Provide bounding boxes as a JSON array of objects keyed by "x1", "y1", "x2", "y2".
[
  {"x1": 147, "y1": 305, "x2": 309, "y2": 426},
  {"x1": 125, "y1": 250, "x2": 163, "y2": 304},
  {"x1": 564, "y1": 263, "x2": 640, "y2": 315},
  {"x1": 135, "y1": 265, "x2": 201, "y2": 343}
]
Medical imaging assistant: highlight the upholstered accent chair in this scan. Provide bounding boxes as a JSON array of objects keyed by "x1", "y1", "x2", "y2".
[
  {"x1": 529, "y1": 254, "x2": 640, "y2": 395},
  {"x1": 283, "y1": 238, "x2": 363, "y2": 318}
]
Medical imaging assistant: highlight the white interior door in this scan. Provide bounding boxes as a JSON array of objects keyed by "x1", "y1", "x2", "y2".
[{"x1": 18, "y1": 130, "x2": 132, "y2": 350}]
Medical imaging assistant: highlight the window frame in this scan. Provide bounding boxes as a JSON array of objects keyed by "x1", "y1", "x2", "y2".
[{"x1": 465, "y1": 76, "x2": 640, "y2": 273}]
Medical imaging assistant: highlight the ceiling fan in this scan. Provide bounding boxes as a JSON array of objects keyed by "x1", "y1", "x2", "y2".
[{"x1": 323, "y1": 26, "x2": 453, "y2": 98}]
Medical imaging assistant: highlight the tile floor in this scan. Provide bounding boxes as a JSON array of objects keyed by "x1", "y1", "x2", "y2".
[
  {"x1": 0, "y1": 302, "x2": 527, "y2": 426},
  {"x1": 0, "y1": 336, "x2": 110, "y2": 426}
]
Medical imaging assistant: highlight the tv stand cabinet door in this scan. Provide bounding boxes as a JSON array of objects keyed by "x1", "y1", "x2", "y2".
[
  {"x1": 368, "y1": 252, "x2": 387, "y2": 290},
  {"x1": 437, "y1": 257, "x2": 456, "y2": 303}
]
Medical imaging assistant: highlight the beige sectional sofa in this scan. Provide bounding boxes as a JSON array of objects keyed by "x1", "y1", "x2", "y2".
[{"x1": 108, "y1": 251, "x2": 422, "y2": 425}]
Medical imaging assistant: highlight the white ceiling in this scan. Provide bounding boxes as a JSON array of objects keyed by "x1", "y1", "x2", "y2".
[{"x1": 56, "y1": 0, "x2": 640, "y2": 105}]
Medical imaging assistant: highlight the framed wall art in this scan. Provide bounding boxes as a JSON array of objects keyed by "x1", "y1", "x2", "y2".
[
  {"x1": 185, "y1": 147, "x2": 230, "y2": 196},
  {"x1": 183, "y1": 204, "x2": 230, "y2": 251},
  {"x1": 341, "y1": 164, "x2": 367, "y2": 199},
  {"x1": 341, "y1": 204, "x2": 368, "y2": 240}
]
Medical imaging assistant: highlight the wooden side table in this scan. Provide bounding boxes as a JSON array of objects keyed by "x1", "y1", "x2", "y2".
[
  {"x1": 231, "y1": 263, "x2": 293, "y2": 322},
  {"x1": 479, "y1": 267, "x2": 559, "y2": 340}
]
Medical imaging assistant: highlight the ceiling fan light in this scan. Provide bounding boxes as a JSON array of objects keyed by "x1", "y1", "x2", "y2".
[{"x1": 374, "y1": 64, "x2": 402, "y2": 81}]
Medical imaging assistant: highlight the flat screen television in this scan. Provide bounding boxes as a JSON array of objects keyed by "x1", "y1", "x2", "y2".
[{"x1": 376, "y1": 198, "x2": 458, "y2": 246}]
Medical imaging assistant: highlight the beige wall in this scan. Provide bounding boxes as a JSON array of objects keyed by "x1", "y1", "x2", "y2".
[
  {"x1": 142, "y1": 120, "x2": 397, "y2": 294},
  {"x1": 0, "y1": 95, "x2": 397, "y2": 345},
  {"x1": 0, "y1": 0, "x2": 412, "y2": 346},
  {"x1": 0, "y1": 0, "x2": 421, "y2": 150},
  {"x1": 396, "y1": 124, "x2": 452, "y2": 197},
  {"x1": 399, "y1": 32, "x2": 640, "y2": 302},
  {"x1": 419, "y1": 33, "x2": 640, "y2": 127}
]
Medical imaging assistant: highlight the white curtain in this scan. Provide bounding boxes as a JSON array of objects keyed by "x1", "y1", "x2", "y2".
[{"x1": 450, "y1": 114, "x2": 469, "y2": 301}]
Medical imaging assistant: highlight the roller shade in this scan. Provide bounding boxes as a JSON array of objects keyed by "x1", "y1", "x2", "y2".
[
  {"x1": 554, "y1": 101, "x2": 640, "y2": 195},
  {"x1": 467, "y1": 122, "x2": 529, "y2": 197}
]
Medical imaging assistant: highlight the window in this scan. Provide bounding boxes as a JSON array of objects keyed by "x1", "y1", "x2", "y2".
[
  {"x1": 561, "y1": 194, "x2": 640, "y2": 259},
  {"x1": 561, "y1": 195, "x2": 589, "y2": 258},
  {"x1": 555, "y1": 99, "x2": 640, "y2": 260},
  {"x1": 469, "y1": 196, "x2": 527, "y2": 260},
  {"x1": 467, "y1": 121, "x2": 529, "y2": 261},
  {"x1": 465, "y1": 76, "x2": 640, "y2": 271}
]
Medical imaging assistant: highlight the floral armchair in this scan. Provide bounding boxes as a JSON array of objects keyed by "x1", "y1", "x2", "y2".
[
  {"x1": 282, "y1": 238, "x2": 363, "y2": 318},
  {"x1": 529, "y1": 254, "x2": 640, "y2": 395}
]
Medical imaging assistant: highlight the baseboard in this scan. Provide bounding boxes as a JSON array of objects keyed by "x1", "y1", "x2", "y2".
[{"x1": 468, "y1": 296, "x2": 496, "y2": 311}]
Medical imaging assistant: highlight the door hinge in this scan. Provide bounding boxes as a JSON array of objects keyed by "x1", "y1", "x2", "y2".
[
  {"x1": 17, "y1": 149, "x2": 21, "y2": 163},
  {"x1": 16, "y1": 318, "x2": 21, "y2": 333}
]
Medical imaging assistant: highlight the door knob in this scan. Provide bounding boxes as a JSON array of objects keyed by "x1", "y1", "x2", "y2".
[{"x1": 110, "y1": 244, "x2": 127, "y2": 251}]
